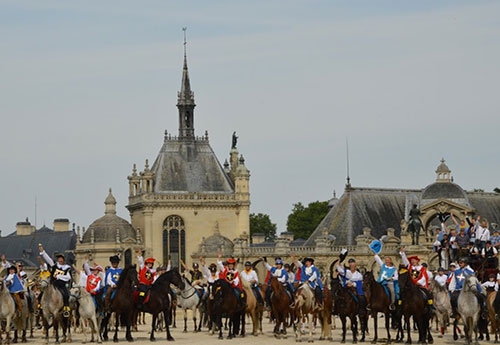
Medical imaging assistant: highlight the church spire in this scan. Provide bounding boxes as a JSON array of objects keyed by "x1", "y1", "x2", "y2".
[{"x1": 177, "y1": 27, "x2": 196, "y2": 139}]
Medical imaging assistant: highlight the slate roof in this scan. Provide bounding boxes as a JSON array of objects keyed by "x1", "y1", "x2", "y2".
[
  {"x1": 306, "y1": 185, "x2": 500, "y2": 246},
  {"x1": 151, "y1": 139, "x2": 234, "y2": 193},
  {"x1": 0, "y1": 226, "x2": 77, "y2": 268},
  {"x1": 82, "y1": 214, "x2": 136, "y2": 243}
]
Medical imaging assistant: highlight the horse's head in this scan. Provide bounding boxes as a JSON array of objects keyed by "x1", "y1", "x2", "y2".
[
  {"x1": 397, "y1": 266, "x2": 412, "y2": 289},
  {"x1": 168, "y1": 269, "x2": 185, "y2": 290},
  {"x1": 463, "y1": 274, "x2": 479, "y2": 292},
  {"x1": 118, "y1": 264, "x2": 138, "y2": 288}
]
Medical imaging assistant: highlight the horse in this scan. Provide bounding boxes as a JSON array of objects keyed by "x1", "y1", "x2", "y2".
[
  {"x1": 331, "y1": 276, "x2": 363, "y2": 344},
  {"x1": 241, "y1": 277, "x2": 262, "y2": 336},
  {"x1": 269, "y1": 276, "x2": 292, "y2": 339},
  {"x1": 101, "y1": 265, "x2": 138, "y2": 342},
  {"x1": 397, "y1": 267, "x2": 433, "y2": 344},
  {"x1": 407, "y1": 218, "x2": 424, "y2": 246},
  {"x1": 40, "y1": 276, "x2": 72, "y2": 344},
  {"x1": 293, "y1": 282, "x2": 315, "y2": 343},
  {"x1": 456, "y1": 274, "x2": 481, "y2": 345},
  {"x1": 211, "y1": 278, "x2": 245, "y2": 339},
  {"x1": 0, "y1": 278, "x2": 16, "y2": 344},
  {"x1": 486, "y1": 289, "x2": 500, "y2": 343},
  {"x1": 70, "y1": 285, "x2": 101, "y2": 344},
  {"x1": 318, "y1": 280, "x2": 333, "y2": 341},
  {"x1": 139, "y1": 268, "x2": 185, "y2": 341},
  {"x1": 430, "y1": 280, "x2": 452, "y2": 337},
  {"x1": 12, "y1": 291, "x2": 30, "y2": 344},
  {"x1": 176, "y1": 275, "x2": 203, "y2": 332},
  {"x1": 362, "y1": 270, "x2": 396, "y2": 344}
]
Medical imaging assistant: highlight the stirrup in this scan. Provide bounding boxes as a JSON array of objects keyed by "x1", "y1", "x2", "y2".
[
  {"x1": 63, "y1": 310, "x2": 70, "y2": 318},
  {"x1": 389, "y1": 303, "x2": 396, "y2": 311}
]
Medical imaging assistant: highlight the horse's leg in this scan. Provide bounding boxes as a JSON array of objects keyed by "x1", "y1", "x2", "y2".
[
  {"x1": 193, "y1": 308, "x2": 198, "y2": 333},
  {"x1": 341, "y1": 315, "x2": 347, "y2": 343},
  {"x1": 240, "y1": 311, "x2": 246, "y2": 337},
  {"x1": 384, "y1": 312, "x2": 391, "y2": 343},
  {"x1": 164, "y1": 310, "x2": 174, "y2": 341},
  {"x1": 370, "y1": 311, "x2": 378, "y2": 344},
  {"x1": 405, "y1": 316, "x2": 412, "y2": 344},
  {"x1": 150, "y1": 313, "x2": 157, "y2": 341},
  {"x1": 125, "y1": 313, "x2": 133, "y2": 342},
  {"x1": 183, "y1": 308, "x2": 188, "y2": 333},
  {"x1": 351, "y1": 315, "x2": 358, "y2": 344},
  {"x1": 453, "y1": 317, "x2": 459, "y2": 341}
]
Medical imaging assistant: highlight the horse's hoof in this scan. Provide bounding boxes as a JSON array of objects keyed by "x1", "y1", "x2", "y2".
[
  {"x1": 341, "y1": 341, "x2": 346, "y2": 344},
  {"x1": 167, "y1": 337, "x2": 174, "y2": 342},
  {"x1": 453, "y1": 335, "x2": 458, "y2": 341},
  {"x1": 150, "y1": 337, "x2": 156, "y2": 342},
  {"x1": 218, "y1": 336, "x2": 223, "y2": 340},
  {"x1": 183, "y1": 330, "x2": 187, "y2": 333}
]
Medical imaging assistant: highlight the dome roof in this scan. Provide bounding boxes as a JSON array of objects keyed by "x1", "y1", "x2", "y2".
[
  {"x1": 421, "y1": 182, "x2": 467, "y2": 201},
  {"x1": 82, "y1": 188, "x2": 136, "y2": 243},
  {"x1": 436, "y1": 158, "x2": 451, "y2": 174},
  {"x1": 82, "y1": 214, "x2": 136, "y2": 243}
]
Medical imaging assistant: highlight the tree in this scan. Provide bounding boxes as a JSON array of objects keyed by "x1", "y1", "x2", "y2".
[
  {"x1": 494, "y1": 187, "x2": 500, "y2": 194},
  {"x1": 286, "y1": 200, "x2": 329, "y2": 240},
  {"x1": 249, "y1": 213, "x2": 277, "y2": 242}
]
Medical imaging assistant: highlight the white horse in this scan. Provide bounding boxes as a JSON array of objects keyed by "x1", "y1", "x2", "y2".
[
  {"x1": 0, "y1": 276, "x2": 16, "y2": 344},
  {"x1": 70, "y1": 286, "x2": 101, "y2": 344},
  {"x1": 40, "y1": 278, "x2": 72, "y2": 344},
  {"x1": 12, "y1": 292, "x2": 30, "y2": 343},
  {"x1": 431, "y1": 279, "x2": 452, "y2": 337},
  {"x1": 176, "y1": 276, "x2": 203, "y2": 332},
  {"x1": 457, "y1": 274, "x2": 481, "y2": 345}
]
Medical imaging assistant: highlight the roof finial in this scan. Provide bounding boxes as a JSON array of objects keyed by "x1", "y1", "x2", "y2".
[{"x1": 345, "y1": 137, "x2": 351, "y2": 189}]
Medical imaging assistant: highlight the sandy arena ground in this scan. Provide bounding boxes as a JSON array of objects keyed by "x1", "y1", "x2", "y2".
[{"x1": 13, "y1": 311, "x2": 473, "y2": 345}]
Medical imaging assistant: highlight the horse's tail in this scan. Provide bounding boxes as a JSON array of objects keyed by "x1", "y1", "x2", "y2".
[
  {"x1": 251, "y1": 258, "x2": 263, "y2": 268},
  {"x1": 241, "y1": 277, "x2": 251, "y2": 289}
]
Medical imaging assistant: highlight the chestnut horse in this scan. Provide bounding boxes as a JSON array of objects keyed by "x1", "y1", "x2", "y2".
[
  {"x1": 269, "y1": 276, "x2": 292, "y2": 339},
  {"x1": 211, "y1": 279, "x2": 246, "y2": 339}
]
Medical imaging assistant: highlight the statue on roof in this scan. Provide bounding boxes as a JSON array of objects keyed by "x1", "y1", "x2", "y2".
[
  {"x1": 232, "y1": 131, "x2": 238, "y2": 149},
  {"x1": 407, "y1": 204, "x2": 424, "y2": 245}
]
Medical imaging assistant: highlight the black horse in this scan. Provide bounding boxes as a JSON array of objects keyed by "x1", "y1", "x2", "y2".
[
  {"x1": 101, "y1": 265, "x2": 138, "y2": 342},
  {"x1": 211, "y1": 279, "x2": 246, "y2": 339},
  {"x1": 398, "y1": 267, "x2": 433, "y2": 344},
  {"x1": 140, "y1": 268, "x2": 185, "y2": 341}
]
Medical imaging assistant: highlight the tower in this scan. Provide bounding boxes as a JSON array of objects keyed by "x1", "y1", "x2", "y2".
[{"x1": 126, "y1": 34, "x2": 250, "y2": 268}]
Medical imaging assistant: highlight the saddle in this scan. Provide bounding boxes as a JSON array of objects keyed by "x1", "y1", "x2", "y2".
[{"x1": 134, "y1": 285, "x2": 151, "y2": 305}]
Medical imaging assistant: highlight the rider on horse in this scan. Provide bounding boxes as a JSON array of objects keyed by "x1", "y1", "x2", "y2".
[
  {"x1": 336, "y1": 257, "x2": 367, "y2": 314},
  {"x1": 217, "y1": 255, "x2": 247, "y2": 309},
  {"x1": 373, "y1": 253, "x2": 399, "y2": 310},
  {"x1": 448, "y1": 257, "x2": 485, "y2": 318},
  {"x1": 264, "y1": 257, "x2": 294, "y2": 307},
  {"x1": 294, "y1": 256, "x2": 323, "y2": 311},
  {"x1": 181, "y1": 259, "x2": 206, "y2": 297},
  {"x1": 39, "y1": 244, "x2": 72, "y2": 316},
  {"x1": 104, "y1": 255, "x2": 122, "y2": 310},
  {"x1": 137, "y1": 251, "x2": 156, "y2": 306},
  {"x1": 407, "y1": 204, "x2": 424, "y2": 245},
  {"x1": 241, "y1": 261, "x2": 264, "y2": 305},
  {"x1": 400, "y1": 248, "x2": 433, "y2": 307},
  {"x1": 4, "y1": 264, "x2": 25, "y2": 315}
]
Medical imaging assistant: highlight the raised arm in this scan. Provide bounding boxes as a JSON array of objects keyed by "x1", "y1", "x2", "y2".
[
  {"x1": 400, "y1": 248, "x2": 409, "y2": 266},
  {"x1": 374, "y1": 254, "x2": 384, "y2": 267},
  {"x1": 38, "y1": 244, "x2": 54, "y2": 267}
]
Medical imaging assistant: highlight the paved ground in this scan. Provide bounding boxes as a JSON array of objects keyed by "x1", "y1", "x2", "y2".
[{"x1": 14, "y1": 313, "x2": 471, "y2": 345}]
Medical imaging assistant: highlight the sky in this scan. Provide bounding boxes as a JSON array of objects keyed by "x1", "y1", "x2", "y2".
[{"x1": 1, "y1": 1, "x2": 499, "y2": 236}]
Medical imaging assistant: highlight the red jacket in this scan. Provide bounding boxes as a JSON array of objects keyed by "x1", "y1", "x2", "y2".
[
  {"x1": 86, "y1": 274, "x2": 102, "y2": 295},
  {"x1": 139, "y1": 266, "x2": 155, "y2": 286},
  {"x1": 220, "y1": 267, "x2": 242, "y2": 290}
]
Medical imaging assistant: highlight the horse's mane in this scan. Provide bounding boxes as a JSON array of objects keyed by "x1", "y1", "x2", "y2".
[
  {"x1": 153, "y1": 267, "x2": 180, "y2": 286},
  {"x1": 117, "y1": 264, "x2": 137, "y2": 288}
]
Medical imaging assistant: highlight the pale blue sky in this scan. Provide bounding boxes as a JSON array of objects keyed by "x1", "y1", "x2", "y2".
[{"x1": 1, "y1": 1, "x2": 499, "y2": 236}]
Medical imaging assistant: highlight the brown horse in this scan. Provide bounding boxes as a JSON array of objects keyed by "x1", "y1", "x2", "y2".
[
  {"x1": 318, "y1": 282, "x2": 333, "y2": 341},
  {"x1": 241, "y1": 278, "x2": 262, "y2": 336},
  {"x1": 486, "y1": 289, "x2": 500, "y2": 342},
  {"x1": 398, "y1": 267, "x2": 433, "y2": 344},
  {"x1": 101, "y1": 265, "x2": 138, "y2": 342},
  {"x1": 363, "y1": 270, "x2": 397, "y2": 343},
  {"x1": 269, "y1": 276, "x2": 292, "y2": 339},
  {"x1": 211, "y1": 279, "x2": 245, "y2": 339}
]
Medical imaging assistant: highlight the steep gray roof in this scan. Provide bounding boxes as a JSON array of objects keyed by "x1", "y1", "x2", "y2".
[
  {"x1": 0, "y1": 227, "x2": 77, "y2": 267},
  {"x1": 82, "y1": 214, "x2": 136, "y2": 244},
  {"x1": 152, "y1": 139, "x2": 234, "y2": 193},
  {"x1": 306, "y1": 187, "x2": 413, "y2": 246},
  {"x1": 307, "y1": 185, "x2": 500, "y2": 246}
]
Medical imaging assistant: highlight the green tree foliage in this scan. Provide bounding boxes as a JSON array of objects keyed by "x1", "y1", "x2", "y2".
[
  {"x1": 249, "y1": 213, "x2": 277, "y2": 242},
  {"x1": 286, "y1": 201, "x2": 329, "y2": 240},
  {"x1": 494, "y1": 187, "x2": 500, "y2": 194}
]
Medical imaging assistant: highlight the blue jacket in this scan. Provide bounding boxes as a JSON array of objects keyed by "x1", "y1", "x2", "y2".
[{"x1": 299, "y1": 265, "x2": 323, "y2": 290}]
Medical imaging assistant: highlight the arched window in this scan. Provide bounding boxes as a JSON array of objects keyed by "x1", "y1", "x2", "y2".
[{"x1": 163, "y1": 215, "x2": 186, "y2": 268}]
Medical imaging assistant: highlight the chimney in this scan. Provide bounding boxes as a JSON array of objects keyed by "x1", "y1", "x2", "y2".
[
  {"x1": 16, "y1": 218, "x2": 34, "y2": 236},
  {"x1": 53, "y1": 218, "x2": 70, "y2": 232}
]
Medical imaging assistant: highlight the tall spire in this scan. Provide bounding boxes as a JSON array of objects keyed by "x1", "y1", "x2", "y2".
[{"x1": 177, "y1": 27, "x2": 196, "y2": 138}]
